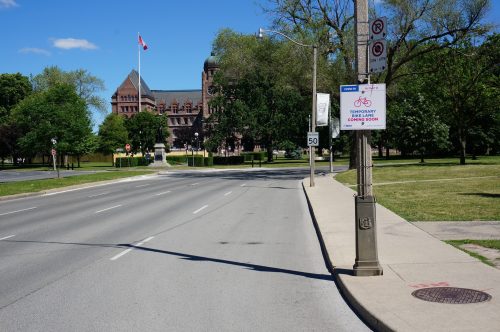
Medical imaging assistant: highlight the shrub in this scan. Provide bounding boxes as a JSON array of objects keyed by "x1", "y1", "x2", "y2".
[
  {"x1": 241, "y1": 151, "x2": 266, "y2": 161},
  {"x1": 166, "y1": 155, "x2": 188, "y2": 165},
  {"x1": 115, "y1": 157, "x2": 152, "y2": 167},
  {"x1": 213, "y1": 156, "x2": 245, "y2": 165}
]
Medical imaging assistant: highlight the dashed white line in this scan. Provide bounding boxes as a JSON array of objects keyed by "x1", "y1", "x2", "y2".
[
  {"x1": 224, "y1": 191, "x2": 232, "y2": 196},
  {"x1": 240, "y1": 183, "x2": 246, "y2": 187},
  {"x1": 190, "y1": 182, "x2": 200, "y2": 186},
  {"x1": 0, "y1": 207, "x2": 37, "y2": 217},
  {"x1": 95, "y1": 205, "x2": 122, "y2": 214},
  {"x1": 135, "y1": 184, "x2": 149, "y2": 188},
  {"x1": 110, "y1": 236, "x2": 154, "y2": 261},
  {"x1": 0, "y1": 235, "x2": 15, "y2": 241},
  {"x1": 193, "y1": 205, "x2": 208, "y2": 214},
  {"x1": 155, "y1": 191, "x2": 171, "y2": 196},
  {"x1": 88, "y1": 192, "x2": 109, "y2": 198}
]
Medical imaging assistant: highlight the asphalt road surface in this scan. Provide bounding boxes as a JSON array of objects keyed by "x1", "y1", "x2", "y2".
[{"x1": 0, "y1": 167, "x2": 369, "y2": 331}]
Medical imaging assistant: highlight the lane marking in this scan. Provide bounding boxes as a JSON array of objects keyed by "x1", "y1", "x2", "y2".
[
  {"x1": 95, "y1": 205, "x2": 122, "y2": 214},
  {"x1": 110, "y1": 236, "x2": 154, "y2": 261},
  {"x1": 0, "y1": 235, "x2": 15, "y2": 241},
  {"x1": 88, "y1": 192, "x2": 109, "y2": 198},
  {"x1": 190, "y1": 182, "x2": 200, "y2": 186},
  {"x1": 135, "y1": 184, "x2": 149, "y2": 188},
  {"x1": 240, "y1": 183, "x2": 246, "y2": 187},
  {"x1": 224, "y1": 191, "x2": 232, "y2": 196},
  {"x1": 155, "y1": 191, "x2": 171, "y2": 196},
  {"x1": 0, "y1": 207, "x2": 37, "y2": 217},
  {"x1": 193, "y1": 205, "x2": 208, "y2": 214}
]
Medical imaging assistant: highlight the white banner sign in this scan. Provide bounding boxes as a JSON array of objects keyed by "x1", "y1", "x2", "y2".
[
  {"x1": 340, "y1": 84, "x2": 386, "y2": 130},
  {"x1": 316, "y1": 93, "x2": 330, "y2": 127}
]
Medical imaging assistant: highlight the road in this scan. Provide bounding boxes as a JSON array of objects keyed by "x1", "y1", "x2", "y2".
[{"x1": 0, "y1": 168, "x2": 369, "y2": 331}]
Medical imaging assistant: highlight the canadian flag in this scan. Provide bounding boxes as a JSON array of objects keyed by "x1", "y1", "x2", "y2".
[{"x1": 138, "y1": 35, "x2": 148, "y2": 50}]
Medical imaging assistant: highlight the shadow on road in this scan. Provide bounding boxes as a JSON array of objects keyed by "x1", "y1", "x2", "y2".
[{"x1": 4, "y1": 239, "x2": 333, "y2": 282}]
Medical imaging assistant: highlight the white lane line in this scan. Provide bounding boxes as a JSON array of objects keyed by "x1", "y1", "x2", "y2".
[
  {"x1": 193, "y1": 205, "x2": 208, "y2": 214},
  {"x1": 224, "y1": 191, "x2": 232, "y2": 196},
  {"x1": 88, "y1": 192, "x2": 109, "y2": 198},
  {"x1": 155, "y1": 191, "x2": 171, "y2": 196},
  {"x1": 240, "y1": 183, "x2": 246, "y2": 187},
  {"x1": 0, "y1": 207, "x2": 37, "y2": 217},
  {"x1": 0, "y1": 235, "x2": 15, "y2": 241},
  {"x1": 110, "y1": 236, "x2": 154, "y2": 261},
  {"x1": 190, "y1": 182, "x2": 200, "y2": 186},
  {"x1": 135, "y1": 184, "x2": 149, "y2": 188},
  {"x1": 95, "y1": 205, "x2": 122, "y2": 214}
]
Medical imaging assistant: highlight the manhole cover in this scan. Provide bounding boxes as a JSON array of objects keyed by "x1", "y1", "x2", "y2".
[{"x1": 412, "y1": 287, "x2": 492, "y2": 304}]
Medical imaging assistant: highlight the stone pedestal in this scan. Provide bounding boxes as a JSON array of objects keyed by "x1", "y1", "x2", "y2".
[{"x1": 150, "y1": 143, "x2": 169, "y2": 167}]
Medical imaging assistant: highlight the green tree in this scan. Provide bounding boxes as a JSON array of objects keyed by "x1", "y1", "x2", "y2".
[
  {"x1": 125, "y1": 112, "x2": 169, "y2": 155},
  {"x1": 0, "y1": 73, "x2": 32, "y2": 119},
  {"x1": 210, "y1": 29, "x2": 312, "y2": 161},
  {"x1": 266, "y1": 0, "x2": 491, "y2": 167},
  {"x1": 389, "y1": 93, "x2": 449, "y2": 162},
  {"x1": 98, "y1": 113, "x2": 129, "y2": 156},
  {"x1": 11, "y1": 84, "x2": 93, "y2": 164},
  {"x1": 31, "y1": 66, "x2": 106, "y2": 115},
  {"x1": 424, "y1": 35, "x2": 499, "y2": 164}
]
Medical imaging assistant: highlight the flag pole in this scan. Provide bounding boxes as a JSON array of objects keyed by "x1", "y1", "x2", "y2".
[{"x1": 138, "y1": 32, "x2": 141, "y2": 113}]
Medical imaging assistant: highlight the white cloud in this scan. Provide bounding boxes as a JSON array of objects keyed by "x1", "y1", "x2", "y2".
[
  {"x1": 0, "y1": 0, "x2": 18, "y2": 8},
  {"x1": 19, "y1": 47, "x2": 51, "y2": 56},
  {"x1": 53, "y1": 38, "x2": 98, "y2": 50}
]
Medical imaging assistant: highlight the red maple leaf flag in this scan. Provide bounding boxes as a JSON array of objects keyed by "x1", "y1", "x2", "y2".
[{"x1": 138, "y1": 35, "x2": 148, "y2": 50}]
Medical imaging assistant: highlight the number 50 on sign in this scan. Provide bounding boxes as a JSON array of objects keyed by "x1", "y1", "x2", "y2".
[{"x1": 307, "y1": 132, "x2": 319, "y2": 146}]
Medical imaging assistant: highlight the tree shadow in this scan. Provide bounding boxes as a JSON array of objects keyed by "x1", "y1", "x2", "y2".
[{"x1": 459, "y1": 193, "x2": 500, "y2": 198}]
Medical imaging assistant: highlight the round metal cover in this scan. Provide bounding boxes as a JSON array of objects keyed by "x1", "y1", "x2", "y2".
[{"x1": 412, "y1": 287, "x2": 491, "y2": 304}]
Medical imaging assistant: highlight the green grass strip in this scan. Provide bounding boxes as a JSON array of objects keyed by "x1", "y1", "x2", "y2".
[{"x1": 0, "y1": 170, "x2": 156, "y2": 197}]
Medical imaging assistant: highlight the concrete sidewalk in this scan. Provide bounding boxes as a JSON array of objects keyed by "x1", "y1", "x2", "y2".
[{"x1": 303, "y1": 175, "x2": 500, "y2": 332}]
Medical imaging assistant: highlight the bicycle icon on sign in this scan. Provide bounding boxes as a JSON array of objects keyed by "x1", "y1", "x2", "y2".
[{"x1": 354, "y1": 96, "x2": 372, "y2": 107}]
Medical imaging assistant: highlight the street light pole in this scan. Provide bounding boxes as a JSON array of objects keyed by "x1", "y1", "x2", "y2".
[
  {"x1": 258, "y1": 28, "x2": 317, "y2": 187},
  {"x1": 353, "y1": 0, "x2": 382, "y2": 276}
]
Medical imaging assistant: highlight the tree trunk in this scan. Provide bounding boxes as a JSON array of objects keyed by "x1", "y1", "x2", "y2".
[
  {"x1": 385, "y1": 146, "x2": 390, "y2": 159},
  {"x1": 458, "y1": 126, "x2": 466, "y2": 165}
]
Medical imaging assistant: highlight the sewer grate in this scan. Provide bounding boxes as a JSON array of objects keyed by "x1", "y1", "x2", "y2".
[{"x1": 412, "y1": 287, "x2": 492, "y2": 304}]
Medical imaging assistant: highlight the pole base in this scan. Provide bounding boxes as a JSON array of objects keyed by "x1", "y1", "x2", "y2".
[{"x1": 353, "y1": 260, "x2": 383, "y2": 276}]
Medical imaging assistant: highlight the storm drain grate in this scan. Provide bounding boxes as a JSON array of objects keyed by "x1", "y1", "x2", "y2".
[{"x1": 412, "y1": 287, "x2": 492, "y2": 304}]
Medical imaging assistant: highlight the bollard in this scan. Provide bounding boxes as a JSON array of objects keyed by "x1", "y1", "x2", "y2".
[
  {"x1": 71, "y1": 163, "x2": 74, "y2": 170},
  {"x1": 66, "y1": 163, "x2": 70, "y2": 170}
]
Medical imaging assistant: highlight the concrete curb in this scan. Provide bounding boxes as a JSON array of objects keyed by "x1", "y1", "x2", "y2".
[{"x1": 302, "y1": 180, "x2": 392, "y2": 332}]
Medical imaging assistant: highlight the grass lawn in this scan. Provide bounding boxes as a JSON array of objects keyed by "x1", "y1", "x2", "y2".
[
  {"x1": 446, "y1": 240, "x2": 500, "y2": 267},
  {"x1": 0, "y1": 170, "x2": 156, "y2": 197},
  {"x1": 335, "y1": 156, "x2": 500, "y2": 221}
]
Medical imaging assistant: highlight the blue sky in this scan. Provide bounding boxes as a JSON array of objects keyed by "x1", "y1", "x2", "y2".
[
  {"x1": 1, "y1": 0, "x2": 498, "y2": 129},
  {"x1": 0, "y1": 0, "x2": 272, "y2": 128}
]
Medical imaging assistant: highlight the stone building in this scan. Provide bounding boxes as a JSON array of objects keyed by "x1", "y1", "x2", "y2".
[{"x1": 111, "y1": 53, "x2": 219, "y2": 148}]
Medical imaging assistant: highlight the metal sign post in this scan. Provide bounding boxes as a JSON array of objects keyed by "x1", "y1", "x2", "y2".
[{"x1": 353, "y1": 0, "x2": 383, "y2": 277}]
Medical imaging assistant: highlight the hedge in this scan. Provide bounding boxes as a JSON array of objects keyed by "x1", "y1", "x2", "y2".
[
  {"x1": 241, "y1": 152, "x2": 266, "y2": 161},
  {"x1": 166, "y1": 155, "x2": 188, "y2": 165},
  {"x1": 213, "y1": 156, "x2": 245, "y2": 165},
  {"x1": 115, "y1": 157, "x2": 152, "y2": 167}
]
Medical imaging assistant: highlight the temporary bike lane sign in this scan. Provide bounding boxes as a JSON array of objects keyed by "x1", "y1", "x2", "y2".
[{"x1": 340, "y1": 84, "x2": 386, "y2": 130}]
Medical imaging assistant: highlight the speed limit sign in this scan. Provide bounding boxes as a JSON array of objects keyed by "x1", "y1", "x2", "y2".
[{"x1": 307, "y1": 132, "x2": 319, "y2": 146}]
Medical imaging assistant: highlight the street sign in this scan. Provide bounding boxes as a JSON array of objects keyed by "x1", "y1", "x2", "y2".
[
  {"x1": 369, "y1": 39, "x2": 387, "y2": 73},
  {"x1": 307, "y1": 132, "x2": 319, "y2": 146},
  {"x1": 340, "y1": 84, "x2": 386, "y2": 130},
  {"x1": 369, "y1": 17, "x2": 387, "y2": 41},
  {"x1": 125, "y1": 143, "x2": 131, "y2": 152},
  {"x1": 51, "y1": 148, "x2": 56, "y2": 156}
]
